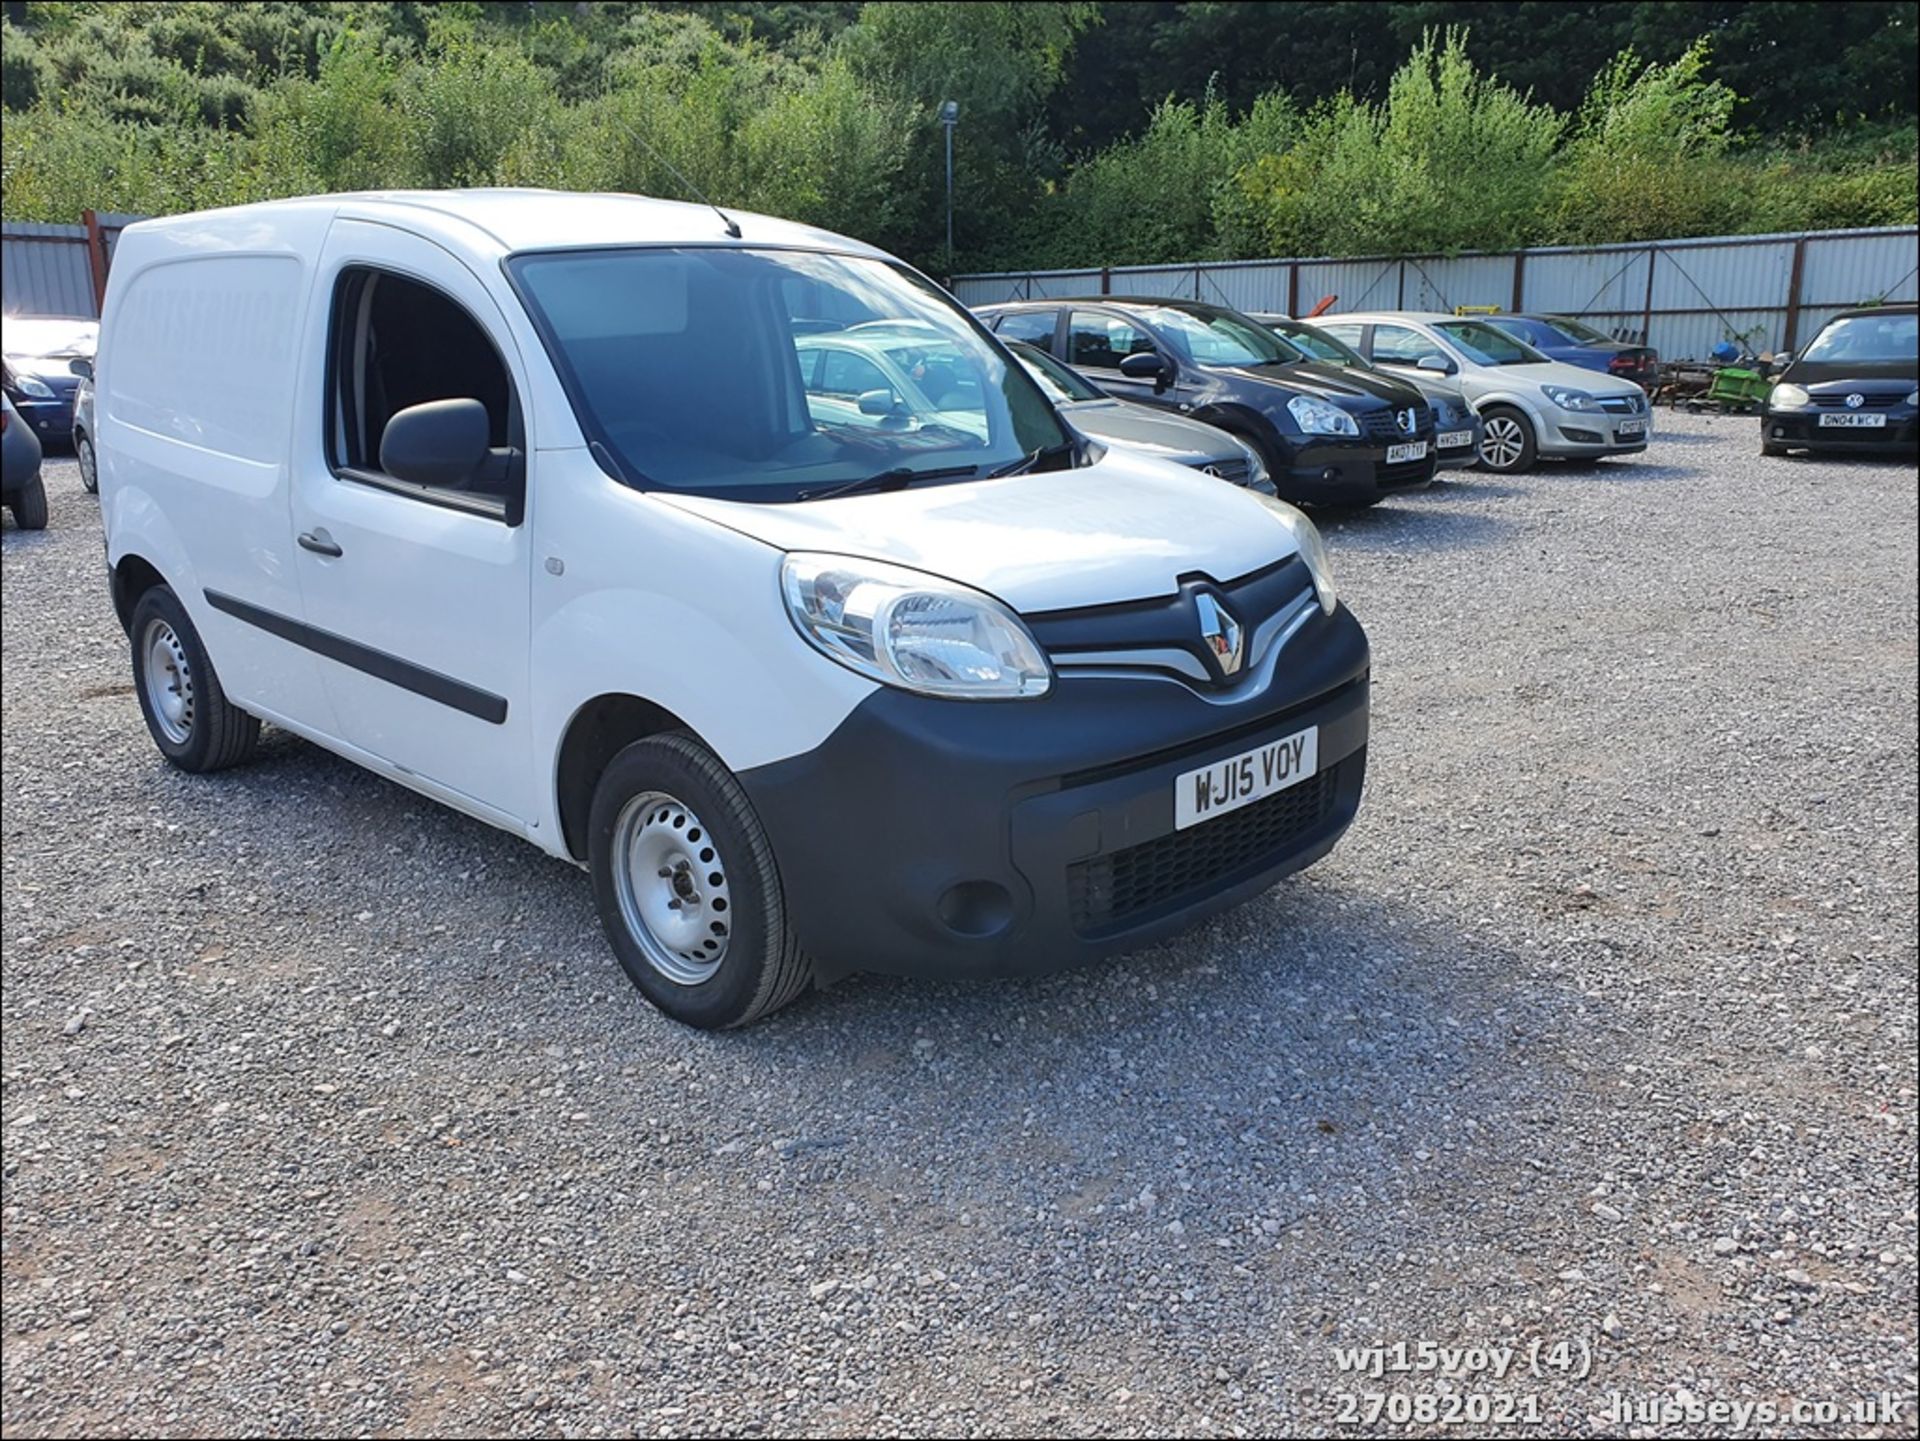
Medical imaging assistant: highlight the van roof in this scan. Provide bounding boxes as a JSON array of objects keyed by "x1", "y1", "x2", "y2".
[{"x1": 123, "y1": 188, "x2": 885, "y2": 260}]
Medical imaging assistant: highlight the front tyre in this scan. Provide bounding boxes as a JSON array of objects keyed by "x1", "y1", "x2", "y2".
[
  {"x1": 77, "y1": 433, "x2": 99, "y2": 493},
  {"x1": 1477, "y1": 406, "x2": 1537, "y2": 474},
  {"x1": 8, "y1": 477, "x2": 48, "y2": 529},
  {"x1": 588, "y1": 733, "x2": 814, "y2": 1029},
  {"x1": 130, "y1": 585, "x2": 260, "y2": 772}
]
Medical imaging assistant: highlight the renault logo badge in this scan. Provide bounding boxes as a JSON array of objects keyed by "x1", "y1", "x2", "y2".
[{"x1": 1195, "y1": 592, "x2": 1244, "y2": 677}]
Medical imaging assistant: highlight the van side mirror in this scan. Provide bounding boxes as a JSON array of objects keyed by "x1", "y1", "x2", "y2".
[
  {"x1": 1417, "y1": 354, "x2": 1456, "y2": 375},
  {"x1": 68, "y1": 357, "x2": 94, "y2": 381},
  {"x1": 1119, "y1": 350, "x2": 1169, "y2": 381},
  {"x1": 380, "y1": 398, "x2": 491, "y2": 490}
]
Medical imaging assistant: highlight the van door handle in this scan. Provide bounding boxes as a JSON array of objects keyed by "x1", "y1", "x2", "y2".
[{"x1": 298, "y1": 530, "x2": 343, "y2": 557}]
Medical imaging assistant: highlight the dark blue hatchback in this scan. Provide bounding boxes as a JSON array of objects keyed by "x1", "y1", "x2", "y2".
[{"x1": 1484, "y1": 313, "x2": 1660, "y2": 391}]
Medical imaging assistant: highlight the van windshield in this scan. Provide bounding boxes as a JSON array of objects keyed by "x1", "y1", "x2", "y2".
[{"x1": 508, "y1": 248, "x2": 1070, "y2": 501}]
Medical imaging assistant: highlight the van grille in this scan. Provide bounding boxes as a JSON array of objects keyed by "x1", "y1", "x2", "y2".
[
  {"x1": 1066, "y1": 762, "x2": 1342, "y2": 935},
  {"x1": 1186, "y1": 455, "x2": 1250, "y2": 485}
]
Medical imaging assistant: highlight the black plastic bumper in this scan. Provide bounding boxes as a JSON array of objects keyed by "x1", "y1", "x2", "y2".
[
  {"x1": 737, "y1": 606, "x2": 1370, "y2": 983},
  {"x1": 1762, "y1": 409, "x2": 1918, "y2": 451},
  {"x1": 1275, "y1": 435, "x2": 1436, "y2": 505}
]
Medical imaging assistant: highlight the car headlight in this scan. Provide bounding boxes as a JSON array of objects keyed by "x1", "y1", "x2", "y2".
[
  {"x1": 1286, "y1": 394, "x2": 1360, "y2": 437},
  {"x1": 11, "y1": 373, "x2": 55, "y2": 399},
  {"x1": 1770, "y1": 383, "x2": 1810, "y2": 408},
  {"x1": 1253, "y1": 494, "x2": 1336, "y2": 616},
  {"x1": 781, "y1": 553, "x2": 1051, "y2": 700},
  {"x1": 1541, "y1": 385, "x2": 1596, "y2": 412},
  {"x1": 1906, "y1": 390, "x2": 1918, "y2": 407}
]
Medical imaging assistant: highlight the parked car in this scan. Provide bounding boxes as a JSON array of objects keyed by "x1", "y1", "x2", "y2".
[
  {"x1": 70, "y1": 356, "x2": 98, "y2": 493},
  {"x1": 976, "y1": 297, "x2": 1437, "y2": 507},
  {"x1": 1008, "y1": 340, "x2": 1275, "y2": 493},
  {"x1": 1482, "y1": 313, "x2": 1660, "y2": 390},
  {"x1": 3, "y1": 392, "x2": 48, "y2": 529},
  {"x1": 1316, "y1": 313, "x2": 1652, "y2": 474},
  {"x1": 1760, "y1": 305, "x2": 1918, "y2": 458},
  {"x1": 1251, "y1": 313, "x2": 1482, "y2": 471},
  {"x1": 96, "y1": 190, "x2": 1372, "y2": 1029},
  {"x1": 791, "y1": 329, "x2": 989, "y2": 440},
  {"x1": 1, "y1": 315, "x2": 96, "y2": 452}
]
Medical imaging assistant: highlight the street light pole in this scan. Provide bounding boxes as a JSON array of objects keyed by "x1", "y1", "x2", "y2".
[{"x1": 939, "y1": 100, "x2": 959, "y2": 266}]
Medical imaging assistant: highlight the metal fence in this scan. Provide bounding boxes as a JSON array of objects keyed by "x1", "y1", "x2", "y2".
[
  {"x1": 951, "y1": 226, "x2": 1920, "y2": 361},
  {"x1": 2, "y1": 211, "x2": 146, "y2": 319}
]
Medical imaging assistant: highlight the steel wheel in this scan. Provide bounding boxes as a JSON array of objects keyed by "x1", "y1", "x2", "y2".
[
  {"x1": 141, "y1": 617, "x2": 195, "y2": 745},
  {"x1": 1479, "y1": 413, "x2": 1528, "y2": 471},
  {"x1": 609, "y1": 790, "x2": 733, "y2": 986}
]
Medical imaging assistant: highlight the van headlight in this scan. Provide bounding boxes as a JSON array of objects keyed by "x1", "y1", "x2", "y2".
[
  {"x1": 782, "y1": 553, "x2": 1051, "y2": 699},
  {"x1": 1770, "y1": 383, "x2": 1811, "y2": 408},
  {"x1": 1287, "y1": 394, "x2": 1360, "y2": 437},
  {"x1": 1254, "y1": 495, "x2": 1336, "y2": 615},
  {"x1": 1541, "y1": 385, "x2": 1596, "y2": 412}
]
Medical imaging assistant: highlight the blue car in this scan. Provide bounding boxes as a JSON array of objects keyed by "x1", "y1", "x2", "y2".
[
  {"x1": 1, "y1": 315, "x2": 97, "y2": 453},
  {"x1": 1483, "y1": 314, "x2": 1659, "y2": 391}
]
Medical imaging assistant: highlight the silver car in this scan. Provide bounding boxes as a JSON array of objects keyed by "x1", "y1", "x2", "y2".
[
  {"x1": 1008, "y1": 341, "x2": 1275, "y2": 493},
  {"x1": 1316, "y1": 312, "x2": 1652, "y2": 474}
]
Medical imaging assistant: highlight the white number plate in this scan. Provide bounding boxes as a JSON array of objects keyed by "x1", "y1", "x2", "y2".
[
  {"x1": 1385, "y1": 441, "x2": 1429, "y2": 464},
  {"x1": 1436, "y1": 429, "x2": 1472, "y2": 449},
  {"x1": 1819, "y1": 412, "x2": 1886, "y2": 428},
  {"x1": 1616, "y1": 418, "x2": 1649, "y2": 437},
  {"x1": 1175, "y1": 726, "x2": 1319, "y2": 831}
]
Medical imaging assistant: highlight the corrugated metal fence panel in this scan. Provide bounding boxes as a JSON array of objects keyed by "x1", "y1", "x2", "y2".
[
  {"x1": 1194, "y1": 261, "x2": 1291, "y2": 314},
  {"x1": 1521, "y1": 247, "x2": 1653, "y2": 324},
  {"x1": 2, "y1": 221, "x2": 96, "y2": 318},
  {"x1": 1105, "y1": 265, "x2": 1197, "y2": 299},
  {"x1": 1650, "y1": 239, "x2": 1794, "y2": 321},
  {"x1": 1404, "y1": 254, "x2": 1512, "y2": 312},
  {"x1": 1298, "y1": 258, "x2": 1401, "y2": 313},
  {"x1": 1801, "y1": 230, "x2": 1920, "y2": 308}
]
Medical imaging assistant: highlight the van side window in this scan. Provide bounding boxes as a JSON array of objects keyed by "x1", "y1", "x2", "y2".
[{"x1": 327, "y1": 267, "x2": 523, "y2": 519}]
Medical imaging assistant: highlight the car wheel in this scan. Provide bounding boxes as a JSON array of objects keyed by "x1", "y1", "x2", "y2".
[
  {"x1": 130, "y1": 585, "x2": 261, "y2": 772},
  {"x1": 8, "y1": 476, "x2": 49, "y2": 529},
  {"x1": 77, "y1": 433, "x2": 98, "y2": 493},
  {"x1": 588, "y1": 732, "x2": 815, "y2": 1029},
  {"x1": 1477, "y1": 407, "x2": 1536, "y2": 473}
]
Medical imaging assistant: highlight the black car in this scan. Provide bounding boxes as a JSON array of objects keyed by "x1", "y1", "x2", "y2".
[
  {"x1": 1760, "y1": 305, "x2": 1918, "y2": 457},
  {"x1": 976, "y1": 297, "x2": 1437, "y2": 507}
]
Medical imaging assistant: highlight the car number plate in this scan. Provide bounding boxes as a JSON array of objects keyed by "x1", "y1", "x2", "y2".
[
  {"x1": 1436, "y1": 430, "x2": 1472, "y2": 449},
  {"x1": 1175, "y1": 726, "x2": 1319, "y2": 831},
  {"x1": 1385, "y1": 441, "x2": 1428, "y2": 464},
  {"x1": 1818, "y1": 412, "x2": 1886, "y2": 428},
  {"x1": 1616, "y1": 418, "x2": 1649, "y2": 437}
]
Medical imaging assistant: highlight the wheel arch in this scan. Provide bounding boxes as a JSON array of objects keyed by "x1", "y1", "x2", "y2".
[
  {"x1": 554, "y1": 692, "x2": 703, "y2": 863},
  {"x1": 110, "y1": 553, "x2": 168, "y2": 636}
]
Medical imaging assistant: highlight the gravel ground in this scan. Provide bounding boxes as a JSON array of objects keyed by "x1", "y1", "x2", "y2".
[{"x1": 3, "y1": 411, "x2": 1916, "y2": 1439}]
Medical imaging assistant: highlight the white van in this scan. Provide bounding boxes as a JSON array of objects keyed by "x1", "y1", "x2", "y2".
[{"x1": 95, "y1": 190, "x2": 1371, "y2": 1028}]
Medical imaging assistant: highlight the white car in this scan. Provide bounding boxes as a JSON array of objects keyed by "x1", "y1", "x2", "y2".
[
  {"x1": 94, "y1": 188, "x2": 1371, "y2": 1028},
  {"x1": 1316, "y1": 312, "x2": 1652, "y2": 473}
]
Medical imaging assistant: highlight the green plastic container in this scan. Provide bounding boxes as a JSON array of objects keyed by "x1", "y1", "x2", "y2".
[{"x1": 1706, "y1": 366, "x2": 1771, "y2": 405}]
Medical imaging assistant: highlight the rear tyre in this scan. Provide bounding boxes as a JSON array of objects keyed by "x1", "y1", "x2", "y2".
[
  {"x1": 588, "y1": 733, "x2": 814, "y2": 1029},
  {"x1": 130, "y1": 585, "x2": 260, "y2": 772},
  {"x1": 77, "y1": 433, "x2": 98, "y2": 493},
  {"x1": 1477, "y1": 406, "x2": 1537, "y2": 474},
  {"x1": 9, "y1": 477, "x2": 48, "y2": 529}
]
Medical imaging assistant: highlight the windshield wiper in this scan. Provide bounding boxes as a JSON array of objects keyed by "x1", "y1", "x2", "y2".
[
  {"x1": 988, "y1": 440, "x2": 1077, "y2": 479},
  {"x1": 796, "y1": 464, "x2": 978, "y2": 503}
]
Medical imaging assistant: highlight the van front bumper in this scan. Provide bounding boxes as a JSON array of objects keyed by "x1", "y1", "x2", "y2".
[{"x1": 737, "y1": 606, "x2": 1370, "y2": 983}]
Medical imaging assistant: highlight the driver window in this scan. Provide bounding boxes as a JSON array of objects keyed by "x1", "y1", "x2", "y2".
[
  {"x1": 1371, "y1": 324, "x2": 1437, "y2": 366},
  {"x1": 1068, "y1": 311, "x2": 1150, "y2": 371}
]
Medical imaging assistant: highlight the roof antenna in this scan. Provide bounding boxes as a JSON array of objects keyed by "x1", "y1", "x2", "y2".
[{"x1": 602, "y1": 106, "x2": 742, "y2": 238}]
